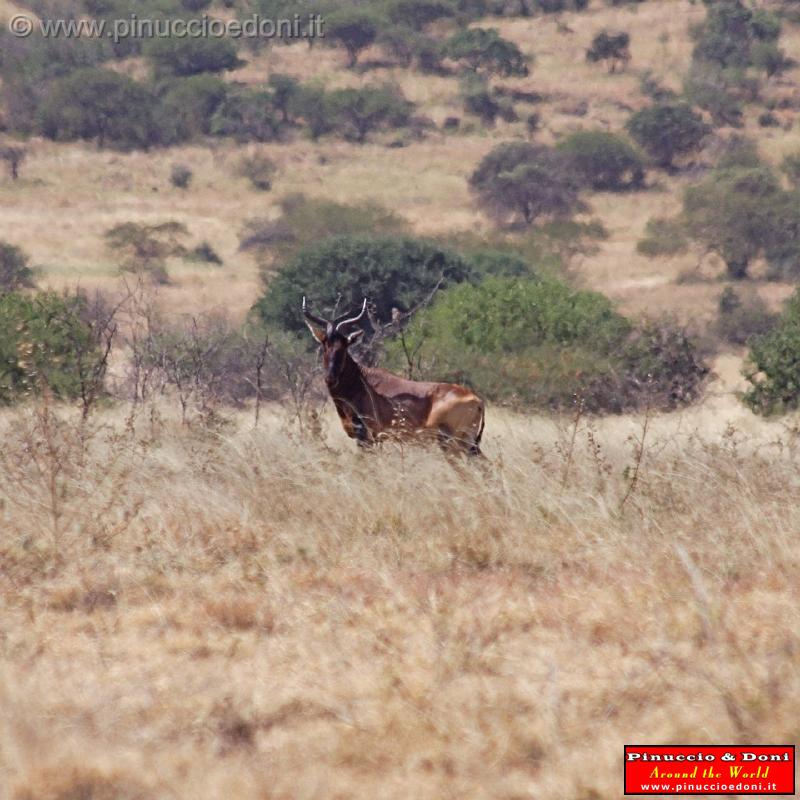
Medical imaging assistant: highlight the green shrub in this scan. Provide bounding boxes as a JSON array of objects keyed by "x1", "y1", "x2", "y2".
[
  {"x1": 0, "y1": 242, "x2": 35, "y2": 291},
  {"x1": 187, "y1": 241, "x2": 222, "y2": 265},
  {"x1": 253, "y1": 234, "x2": 474, "y2": 333},
  {"x1": 236, "y1": 152, "x2": 277, "y2": 191},
  {"x1": 683, "y1": 166, "x2": 785, "y2": 279},
  {"x1": 240, "y1": 195, "x2": 408, "y2": 261},
  {"x1": 585, "y1": 30, "x2": 631, "y2": 73},
  {"x1": 758, "y1": 110, "x2": 781, "y2": 128},
  {"x1": 144, "y1": 35, "x2": 243, "y2": 77},
  {"x1": 684, "y1": 67, "x2": 744, "y2": 128},
  {"x1": 636, "y1": 218, "x2": 688, "y2": 258},
  {"x1": 0, "y1": 291, "x2": 100, "y2": 403},
  {"x1": 38, "y1": 68, "x2": 160, "y2": 150},
  {"x1": 469, "y1": 141, "x2": 581, "y2": 225},
  {"x1": 744, "y1": 290, "x2": 800, "y2": 415},
  {"x1": 692, "y1": 0, "x2": 781, "y2": 70},
  {"x1": 716, "y1": 135, "x2": 761, "y2": 170},
  {"x1": 210, "y1": 88, "x2": 281, "y2": 142},
  {"x1": 324, "y1": 7, "x2": 382, "y2": 67},
  {"x1": 170, "y1": 163, "x2": 193, "y2": 189},
  {"x1": 781, "y1": 152, "x2": 800, "y2": 188},
  {"x1": 105, "y1": 220, "x2": 188, "y2": 283},
  {"x1": 444, "y1": 27, "x2": 529, "y2": 76},
  {"x1": 557, "y1": 130, "x2": 644, "y2": 191},
  {"x1": 716, "y1": 286, "x2": 775, "y2": 346},
  {"x1": 384, "y1": 0, "x2": 455, "y2": 30},
  {"x1": 268, "y1": 73, "x2": 300, "y2": 124},
  {"x1": 157, "y1": 74, "x2": 228, "y2": 143},
  {"x1": 328, "y1": 85, "x2": 412, "y2": 144},
  {"x1": 290, "y1": 85, "x2": 336, "y2": 141},
  {"x1": 385, "y1": 277, "x2": 706, "y2": 411},
  {"x1": 626, "y1": 102, "x2": 710, "y2": 169},
  {"x1": 751, "y1": 40, "x2": 788, "y2": 78}
]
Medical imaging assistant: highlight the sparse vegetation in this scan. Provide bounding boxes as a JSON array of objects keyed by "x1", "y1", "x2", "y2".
[{"x1": 1, "y1": 3, "x2": 799, "y2": 796}]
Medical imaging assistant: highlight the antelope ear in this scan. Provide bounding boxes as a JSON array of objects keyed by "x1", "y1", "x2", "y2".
[
  {"x1": 346, "y1": 329, "x2": 365, "y2": 345},
  {"x1": 305, "y1": 321, "x2": 326, "y2": 343}
]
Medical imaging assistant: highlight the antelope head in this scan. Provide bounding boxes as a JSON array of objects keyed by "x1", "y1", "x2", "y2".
[{"x1": 302, "y1": 297, "x2": 368, "y2": 386}]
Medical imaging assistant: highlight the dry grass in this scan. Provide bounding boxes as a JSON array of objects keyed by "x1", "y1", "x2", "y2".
[{"x1": 1, "y1": 383, "x2": 798, "y2": 799}]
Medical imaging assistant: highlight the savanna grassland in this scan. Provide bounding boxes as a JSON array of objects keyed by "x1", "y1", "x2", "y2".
[
  {"x1": 1, "y1": 0, "x2": 800, "y2": 798},
  {"x1": 1, "y1": 395, "x2": 799, "y2": 799}
]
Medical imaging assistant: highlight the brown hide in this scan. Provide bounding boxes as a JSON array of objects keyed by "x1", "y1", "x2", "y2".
[{"x1": 328, "y1": 352, "x2": 485, "y2": 454}]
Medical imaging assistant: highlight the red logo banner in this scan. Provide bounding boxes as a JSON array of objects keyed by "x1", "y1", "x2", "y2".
[{"x1": 624, "y1": 745, "x2": 795, "y2": 795}]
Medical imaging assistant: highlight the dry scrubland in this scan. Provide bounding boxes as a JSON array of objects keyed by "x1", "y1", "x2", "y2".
[
  {"x1": 2, "y1": 1, "x2": 800, "y2": 322},
  {"x1": 1, "y1": 384, "x2": 799, "y2": 798},
  {"x1": 3, "y1": 1, "x2": 800, "y2": 798}
]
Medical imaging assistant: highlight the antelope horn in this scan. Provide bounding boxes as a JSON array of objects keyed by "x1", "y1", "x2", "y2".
[
  {"x1": 334, "y1": 298, "x2": 368, "y2": 332},
  {"x1": 302, "y1": 296, "x2": 330, "y2": 330}
]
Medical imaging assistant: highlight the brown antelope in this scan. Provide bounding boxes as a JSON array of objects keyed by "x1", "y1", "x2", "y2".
[{"x1": 302, "y1": 297, "x2": 485, "y2": 455}]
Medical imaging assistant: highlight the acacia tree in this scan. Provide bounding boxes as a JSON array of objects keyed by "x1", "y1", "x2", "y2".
[
  {"x1": 328, "y1": 85, "x2": 412, "y2": 144},
  {"x1": 586, "y1": 30, "x2": 631, "y2": 73},
  {"x1": 626, "y1": 102, "x2": 710, "y2": 170},
  {"x1": 469, "y1": 142, "x2": 580, "y2": 226},
  {"x1": 683, "y1": 166, "x2": 784, "y2": 279},
  {"x1": 325, "y1": 8, "x2": 381, "y2": 68},
  {"x1": 444, "y1": 28, "x2": 529, "y2": 77}
]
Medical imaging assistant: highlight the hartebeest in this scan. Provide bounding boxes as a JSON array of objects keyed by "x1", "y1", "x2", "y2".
[{"x1": 302, "y1": 297, "x2": 485, "y2": 455}]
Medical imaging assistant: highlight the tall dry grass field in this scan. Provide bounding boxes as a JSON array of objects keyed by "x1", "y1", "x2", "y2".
[{"x1": 1, "y1": 390, "x2": 798, "y2": 799}]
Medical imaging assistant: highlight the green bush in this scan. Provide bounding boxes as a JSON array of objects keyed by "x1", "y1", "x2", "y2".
[
  {"x1": 585, "y1": 30, "x2": 631, "y2": 73},
  {"x1": 0, "y1": 26, "x2": 109, "y2": 134},
  {"x1": 235, "y1": 152, "x2": 277, "y2": 191},
  {"x1": 0, "y1": 291, "x2": 100, "y2": 403},
  {"x1": 744, "y1": 290, "x2": 800, "y2": 415},
  {"x1": 105, "y1": 220, "x2": 188, "y2": 283},
  {"x1": 210, "y1": 88, "x2": 281, "y2": 142},
  {"x1": 324, "y1": 8, "x2": 382, "y2": 67},
  {"x1": 557, "y1": 130, "x2": 644, "y2": 191},
  {"x1": 328, "y1": 85, "x2": 412, "y2": 144},
  {"x1": 684, "y1": 67, "x2": 743, "y2": 128},
  {"x1": 0, "y1": 242, "x2": 35, "y2": 291},
  {"x1": 636, "y1": 217, "x2": 688, "y2": 258},
  {"x1": 626, "y1": 102, "x2": 710, "y2": 169},
  {"x1": 253, "y1": 234, "x2": 474, "y2": 333},
  {"x1": 781, "y1": 152, "x2": 800, "y2": 188},
  {"x1": 384, "y1": 0, "x2": 455, "y2": 30},
  {"x1": 385, "y1": 277, "x2": 706, "y2": 411},
  {"x1": 290, "y1": 85, "x2": 336, "y2": 141},
  {"x1": 38, "y1": 68, "x2": 161, "y2": 150},
  {"x1": 692, "y1": 0, "x2": 781, "y2": 70},
  {"x1": 716, "y1": 286, "x2": 775, "y2": 346},
  {"x1": 469, "y1": 141, "x2": 581, "y2": 226},
  {"x1": 144, "y1": 35, "x2": 243, "y2": 77},
  {"x1": 444, "y1": 27, "x2": 529, "y2": 77},
  {"x1": 170, "y1": 163, "x2": 193, "y2": 189},
  {"x1": 683, "y1": 166, "x2": 785, "y2": 279},
  {"x1": 156, "y1": 74, "x2": 228, "y2": 143},
  {"x1": 240, "y1": 195, "x2": 408, "y2": 261}
]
